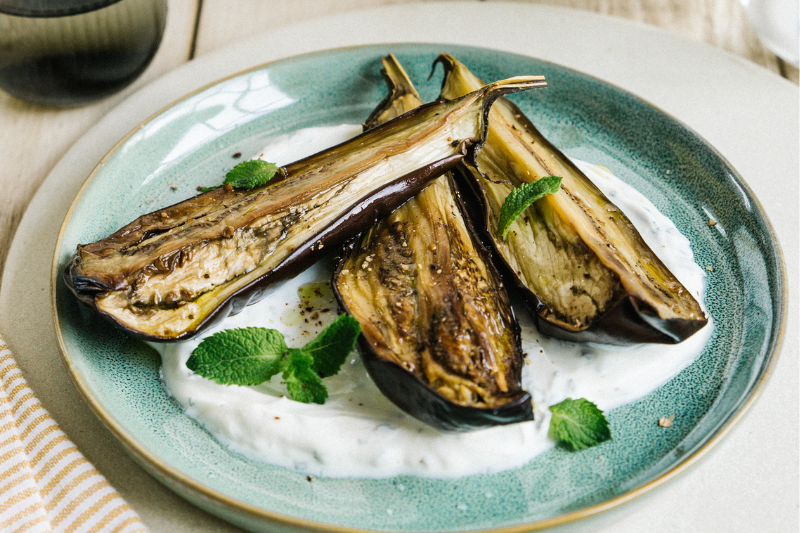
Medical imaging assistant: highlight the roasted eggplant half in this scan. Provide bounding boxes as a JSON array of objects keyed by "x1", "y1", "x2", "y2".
[
  {"x1": 437, "y1": 55, "x2": 707, "y2": 345},
  {"x1": 333, "y1": 55, "x2": 532, "y2": 431},
  {"x1": 64, "y1": 72, "x2": 547, "y2": 341}
]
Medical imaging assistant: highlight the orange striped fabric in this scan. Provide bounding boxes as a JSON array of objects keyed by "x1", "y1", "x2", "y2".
[{"x1": 0, "y1": 335, "x2": 148, "y2": 533}]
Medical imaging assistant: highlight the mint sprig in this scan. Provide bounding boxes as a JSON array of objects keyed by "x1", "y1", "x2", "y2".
[
  {"x1": 186, "y1": 327, "x2": 286, "y2": 386},
  {"x1": 548, "y1": 397, "x2": 612, "y2": 451},
  {"x1": 281, "y1": 348, "x2": 328, "y2": 404},
  {"x1": 186, "y1": 314, "x2": 361, "y2": 404},
  {"x1": 201, "y1": 159, "x2": 280, "y2": 192},
  {"x1": 303, "y1": 314, "x2": 361, "y2": 377},
  {"x1": 497, "y1": 176, "x2": 562, "y2": 239}
]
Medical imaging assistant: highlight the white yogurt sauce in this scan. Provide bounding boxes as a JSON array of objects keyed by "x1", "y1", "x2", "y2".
[{"x1": 154, "y1": 124, "x2": 713, "y2": 479}]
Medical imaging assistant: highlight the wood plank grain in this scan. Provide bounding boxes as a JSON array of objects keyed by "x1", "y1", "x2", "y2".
[
  {"x1": 0, "y1": 0, "x2": 201, "y2": 284},
  {"x1": 194, "y1": 0, "x2": 797, "y2": 83},
  {"x1": 192, "y1": 0, "x2": 416, "y2": 56},
  {"x1": 779, "y1": 58, "x2": 799, "y2": 84},
  {"x1": 548, "y1": 0, "x2": 797, "y2": 80}
]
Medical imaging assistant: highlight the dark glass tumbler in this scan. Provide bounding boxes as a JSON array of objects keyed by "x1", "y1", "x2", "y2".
[{"x1": 0, "y1": 0, "x2": 167, "y2": 107}]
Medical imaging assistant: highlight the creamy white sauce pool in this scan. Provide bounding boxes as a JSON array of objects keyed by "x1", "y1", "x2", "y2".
[{"x1": 154, "y1": 124, "x2": 713, "y2": 479}]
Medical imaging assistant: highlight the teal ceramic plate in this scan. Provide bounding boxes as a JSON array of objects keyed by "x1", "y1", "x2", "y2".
[{"x1": 52, "y1": 44, "x2": 785, "y2": 532}]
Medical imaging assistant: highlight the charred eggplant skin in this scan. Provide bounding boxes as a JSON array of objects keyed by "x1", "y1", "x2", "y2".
[
  {"x1": 359, "y1": 356, "x2": 533, "y2": 431},
  {"x1": 64, "y1": 152, "x2": 466, "y2": 339},
  {"x1": 64, "y1": 70, "x2": 547, "y2": 342},
  {"x1": 332, "y1": 55, "x2": 532, "y2": 431},
  {"x1": 65, "y1": 153, "x2": 465, "y2": 340},
  {"x1": 437, "y1": 55, "x2": 707, "y2": 345}
]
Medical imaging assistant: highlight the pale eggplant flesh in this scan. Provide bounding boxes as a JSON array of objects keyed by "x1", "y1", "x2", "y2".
[
  {"x1": 332, "y1": 55, "x2": 532, "y2": 431},
  {"x1": 437, "y1": 55, "x2": 707, "y2": 345},
  {"x1": 64, "y1": 71, "x2": 547, "y2": 342}
]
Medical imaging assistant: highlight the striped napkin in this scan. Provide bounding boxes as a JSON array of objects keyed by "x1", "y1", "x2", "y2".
[{"x1": 1, "y1": 335, "x2": 148, "y2": 533}]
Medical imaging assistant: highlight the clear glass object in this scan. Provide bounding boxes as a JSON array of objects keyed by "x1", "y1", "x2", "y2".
[
  {"x1": 740, "y1": 0, "x2": 799, "y2": 66},
  {"x1": 0, "y1": 0, "x2": 167, "y2": 107}
]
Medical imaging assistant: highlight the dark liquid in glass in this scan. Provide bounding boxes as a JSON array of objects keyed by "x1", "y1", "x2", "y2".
[{"x1": 0, "y1": 0, "x2": 167, "y2": 107}]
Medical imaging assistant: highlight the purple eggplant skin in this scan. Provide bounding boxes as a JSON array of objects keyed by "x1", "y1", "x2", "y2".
[
  {"x1": 356, "y1": 353, "x2": 533, "y2": 431},
  {"x1": 437, "y1": 55, "x2": 707, "y2": 346},
  {"x1": 64, "y1": 70, "x2": 547, "y2": 342},
  {"x1": 332, "y1": 55, "x2": 532, "y2": 431}
]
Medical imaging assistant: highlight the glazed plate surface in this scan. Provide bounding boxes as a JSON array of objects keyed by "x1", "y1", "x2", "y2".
[{"x1": 52, "y1": 44, "x2": 784, "y2": 532}]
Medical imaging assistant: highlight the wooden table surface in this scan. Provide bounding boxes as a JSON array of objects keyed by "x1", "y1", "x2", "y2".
[
  {"x1": 0, "y1": 1, "x2": 797, "y2": 532},
  {"x1": 0, "y1": 0, "x2": 797, "y2": 281}
]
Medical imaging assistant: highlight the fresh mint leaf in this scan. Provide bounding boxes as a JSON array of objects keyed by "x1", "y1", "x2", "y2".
[
  {"x1": 201, "y1": 159, "x2": 279, "y2": 192},
  {"x1": 548, "y1": 397, "x2": 611, "y2": 451},
  {"x1": 187, "y1": 327, "x2": 287, "y2": 386},
  {"x1": 187, "y1": 314, "x2": 362, "y2": 404},
  {"x1": 303, "y1": 314, "x2": 361, "y2": 378},
  {"x1": 225, "y1": 159, "x2": 279, "y2": 189},
  {"x1": 497, "y1": 176, "x2": 562, "y2": 239},
  {"x1": 281, "y1": 348, "x2": 327, "y2": 404}
]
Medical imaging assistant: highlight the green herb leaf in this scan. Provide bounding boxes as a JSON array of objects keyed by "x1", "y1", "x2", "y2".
[
  {"x1": 302, "y1": 314, "x2": 361, "y2": 378},
  {"x1": 225, "y1": 159, "x2": 280, "y2": 189},
  {"x1": 201, "y1": 159, "x2": 279, "y2": 192},
  {"x1": 496, "y1": 176, "x2": 562, "y2": 239},
  {"x1": 548, "y1": 397, "x2": 611, "y2": 451},
  {"x1": 187, "y1": 314, "x2": 361, "y2": 404},
  {"x1": 187, "y1": 327, "x2": 287, "y2": 386},
  {"x1": 281, "y1": 348, "x2": 328, "y2": 404}
]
